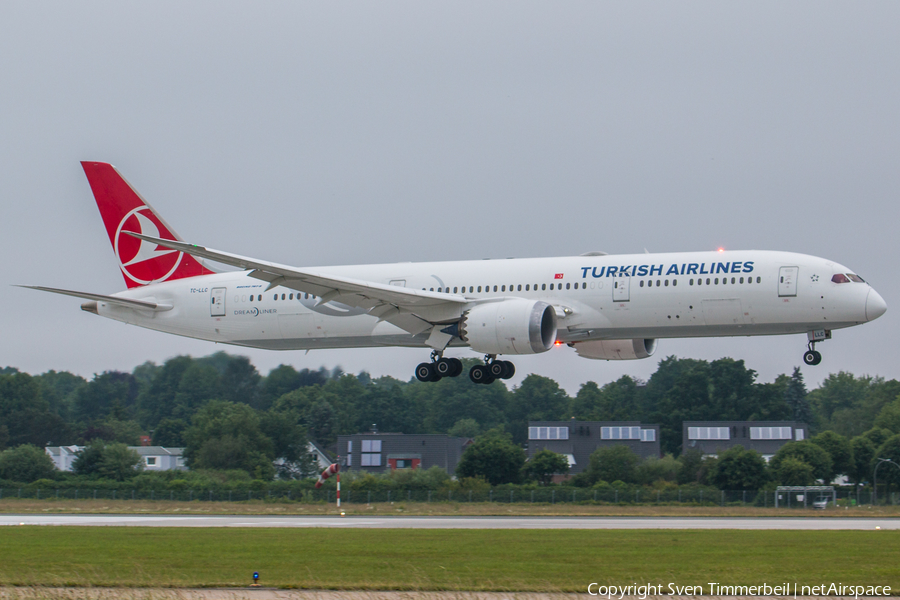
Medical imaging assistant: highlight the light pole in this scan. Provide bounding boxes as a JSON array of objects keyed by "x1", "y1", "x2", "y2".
[{"x1": 873, "y1": 458, "x2": 900, "y2": 505}]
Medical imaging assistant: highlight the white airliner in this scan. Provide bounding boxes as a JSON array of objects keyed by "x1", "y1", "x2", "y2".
[{"x1": 24, "y1": 162, "x2": 887, "y2": 384}]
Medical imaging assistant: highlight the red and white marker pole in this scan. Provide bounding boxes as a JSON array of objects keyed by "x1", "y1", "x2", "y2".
[{"x1": 336, "y1": 460, "x2": 341, "y2": 508}]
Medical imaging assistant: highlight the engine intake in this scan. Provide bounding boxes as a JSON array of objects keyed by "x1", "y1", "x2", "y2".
[
  {"x1": 572, "y1": 338, "x2": 657, "y2": 360},
  {"x1": 459, "y1": 299, "x2": 557, "y2": 355}
]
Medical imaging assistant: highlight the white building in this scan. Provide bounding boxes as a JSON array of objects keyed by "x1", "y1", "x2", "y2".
[{"x1": 45, "y1": 445, "x2": 186, "y2": 472}]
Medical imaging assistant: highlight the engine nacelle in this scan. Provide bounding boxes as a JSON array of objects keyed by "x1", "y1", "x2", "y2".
[
  {"x1": 459, "y1": 299, "x2": 557, "y2": 355},
  {"x1": 572, "y1": 338, "x2": 657, "y2": 360}
]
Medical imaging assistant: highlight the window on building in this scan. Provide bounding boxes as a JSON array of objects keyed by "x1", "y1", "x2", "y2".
[
  {"x1": 145, "y1": 457, "x2": 157, "y2": 466},
  {"x1": 641, "y1": 429, "x2": 656, "y2": 442},
  {"x1": 601, "y1": 426, "x2": 641, "y2": 440},
  {"x1": 361, "y1": 440, "x2": 381, "y2": 452},
  {"x1": 795, "y1": 429, "x2": 805, "y2": 440},
  {"x1": 687, "y1": 426, "x2": 730, "y2": 440},
  {"x1": 361, "y1": 453, "x2": 381, "y2": 467},
  {"x1": 528, "y1": 426, "x2": 569, "y2": 440},
  {"x1": 750, "y1": 426, "x2": 792, "y2": 440}
]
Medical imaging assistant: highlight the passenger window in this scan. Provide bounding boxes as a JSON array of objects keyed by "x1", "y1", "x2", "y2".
[
  {"x1": 525, "y1": 284, "x2": 530, "y2": 291},
  {"x1": 739, "y1": 277, "x2": 743, "y2": 284},
  {"x1": 282, "y1": 293, "x2": 286, "y2": 300},
  {"x1": 542, "y1": 284, "x2": 546, "y2": 290},
  {"x1": 493, "y1": 285, "x2": 498, "y2": 292},
  {"x1": 665, "y1": 280, "x2": 669, "y2": 286},
  {"x1": 689, "y1": 279, "x2": 693, "y2": 285},
  {"x1": 706, "y1": 278, "x2": 710, "y2": 285},
  {"x1": 730, "y1": 277, "x2": 735, "y2": 284},
  {"x1": 501, "y1": 285, "x2": 506, "y2": 292},
  {"x1": 549, "y1": 283, "x2": 554, "y2": 290},
  {"x1": 673, "y1": 279, "x2": 677, "y2": 287},
  {"x1": 756, "y1": 277, "x2": 761, "y2": 283},
  {"x1": 566, "y1": 283, "x2": 571, "y2": 289},
  {"x1": 477, "y1": 286, "x2": 482, "y2": 293},
  {"x1": 656, "y1": 280, "x2": 661, "y2": 287},
  {"x1": 518, "y1": 285, "x2": 522, "y2": 291},
  {"x1": 715, "y1": 278, "x2": 719, "y2": 285},
  {"x1": 640, "y1": 281, "x2": 644, "y2": 287}
]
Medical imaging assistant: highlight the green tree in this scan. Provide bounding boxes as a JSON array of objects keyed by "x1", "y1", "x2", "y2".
[
  {"x1": 73, "y1": 371, "x2": 139, "y2": 423},
  {"x1": 810, "y1": 431, "x2": 852, "y2": 481},
  {"x1": 72, "y1": 441, "x2": 142, "y2": 481},
  {"x1": 775, "y1": 456, "x2": 815, "y2": 486},
  {"x1": 769, "y1": 441, "x2": 832, "y2": 482},
  {"x1": 849, "y1": 436, "x2": 875, "y2": 486},
  {"x1": 635, "y1": 455, "x2": 680, "y2": 485},
  {"x1": 676, "y1": 448, "x2": 705, "y2": 484},
  {"x1": 455, "y1": 429, "x2": 525, "y2": 485},
  {"x1": 708, "y1": 446, "x2": 768, "y2": 490},
  {"x1": 0, "y1": 373, "x2": 71, "y2": 447},
  {"x1": 583, "y1": 445, "x2": 641, "y2": 485},
  {"x1": 0, "y1": 444, "x2": 58, "y2": 482},
  {"x1": 183, "y1": 400, "x2": 275, "y2": 479},
  {"x1": 448, "y1": 418, "x2": 481, "y2": 438},
  {"x1": 96, "y1": 443, "x2": 143, "y2": 481},
  {"x1": 874, "y1": 435, "x2": 900, "y2": 489},
  {"x1": 523, "y1": 449, "x2": 569, "y2": 485},
  {"x1": 784, "y1": 367, "x2": 813, "y2": 425},
  {"x1": 152, "y1": 418, "x2": 188, "y2": 447},
  {"x1": 874, "y1": 400, "x2": 900, "y2": 434},
  {"x1": 507, "y1": 375, "x2": 570, "y2": 444},
  {"x1": 863, "y1": 427, "x2": 893, "y2": 449}
]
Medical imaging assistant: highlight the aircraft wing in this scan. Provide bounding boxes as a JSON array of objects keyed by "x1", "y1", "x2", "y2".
[
  {"x1": 16, "y1": 285, "x2": 172, "y2": 311},
  {"x1": 125, "y1": 232, "x2": 468, "y2": 334}
]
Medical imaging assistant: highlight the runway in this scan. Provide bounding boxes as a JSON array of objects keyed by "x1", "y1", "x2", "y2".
[{"x1": 1, "y1": 514, "x2": 897, "y2": 529}]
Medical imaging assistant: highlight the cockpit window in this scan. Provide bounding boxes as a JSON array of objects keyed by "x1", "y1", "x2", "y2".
[
  {"x1": 847, "y1": 274, "x2": 865, "y2": 283},
  {"x1": 832, "y1": 274, "x2": 850, "y2": 284}
]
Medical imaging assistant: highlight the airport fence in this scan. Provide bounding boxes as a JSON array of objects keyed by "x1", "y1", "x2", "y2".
[{"x1": 0, "y1": 486, "x2": 895, "y2": 507}]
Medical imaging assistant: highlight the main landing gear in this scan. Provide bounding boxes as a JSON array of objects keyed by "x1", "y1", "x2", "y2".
[
  {"x1": 803, "y1": 342, "x2": 823, "y2": 366},
  {"x1": 468, "y1": 355, "x2": 515, "y2": 385},
  {"x1": 415, "y1": 351, "x2": 464, "y2": 382},
  {"x1": 414, "y1": 353, "x2": 516, "y2": 384}
]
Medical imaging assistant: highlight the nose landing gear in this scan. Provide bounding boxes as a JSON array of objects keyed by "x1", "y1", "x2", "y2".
[
  {"x1": 415, "y1": 351, "x2": 464, "y2": 382},
  {"x1": 803, "y1": 342, "x2": 822, "y2": 366},
  {"x1": 468, "y1": 355, "x2": 515, "y2": 385}
]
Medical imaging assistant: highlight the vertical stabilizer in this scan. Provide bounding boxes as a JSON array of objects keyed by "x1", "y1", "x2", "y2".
[{"x1": 81, "y1": 161, "x2": 214, "y2": 288}]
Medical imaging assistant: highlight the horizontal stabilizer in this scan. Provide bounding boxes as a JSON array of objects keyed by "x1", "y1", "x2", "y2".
[{"x1": 16, "y1": 285, "x2": 172, "y2": 312}]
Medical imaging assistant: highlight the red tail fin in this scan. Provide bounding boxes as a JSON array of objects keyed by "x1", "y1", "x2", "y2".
[{"x1": 81, "y1": 161, "x2": 214, "y2": 288}]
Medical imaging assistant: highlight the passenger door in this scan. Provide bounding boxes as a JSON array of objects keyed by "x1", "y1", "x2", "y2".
[
  {"x1": 210, "y1": 287, "x2": 226, "y2": 317},
  {"x1": 778, "y1": 266, "x2": 798, "y2": 297},
  {"x1": 613, "y1": 273, "x2": 630, "y2": 302}
]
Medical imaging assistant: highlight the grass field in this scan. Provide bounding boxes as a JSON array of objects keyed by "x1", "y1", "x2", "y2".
[
  {"x1": 2, "y1": 498, "x2": 900, "y2": 518},
  {"x1": 0, "y1": 527, "x2": 897, "y2": 591}
]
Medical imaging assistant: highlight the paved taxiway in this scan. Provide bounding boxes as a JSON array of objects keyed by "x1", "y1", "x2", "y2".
[{"x1": 1, "y1": 514, "x2": 897, "y2": 529}]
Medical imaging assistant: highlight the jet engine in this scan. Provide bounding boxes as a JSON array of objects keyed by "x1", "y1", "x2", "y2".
[
  {"x1": 571, "y1": 338, "x2": 657, "y2": 360},
  {"x1": 459, "y1": 299, "x2": 557, "y2": 355}
]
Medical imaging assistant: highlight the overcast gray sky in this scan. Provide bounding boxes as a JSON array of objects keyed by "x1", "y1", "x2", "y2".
[{"x1": 2, "y1": 2, "x2": 897, "y2": 393}]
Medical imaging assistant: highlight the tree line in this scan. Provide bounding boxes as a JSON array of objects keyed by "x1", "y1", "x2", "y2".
[{"x1": 1, "y1": 352, "x2": 899, "y2": 487}]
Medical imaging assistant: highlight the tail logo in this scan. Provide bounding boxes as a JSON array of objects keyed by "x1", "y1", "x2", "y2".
[{"x1": 114, "y1": 207, "x2": 184, "y2": 285}]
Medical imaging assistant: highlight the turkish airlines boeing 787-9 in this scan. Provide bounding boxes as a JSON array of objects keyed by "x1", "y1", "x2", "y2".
[{"x1": 23, "y1": 162, "x2": 887, "y2": 384}]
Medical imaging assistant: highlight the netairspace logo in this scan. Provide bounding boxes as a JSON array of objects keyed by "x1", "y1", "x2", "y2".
[{"x1": 586, "y1": 582, "x2": 892, "y2": 599}]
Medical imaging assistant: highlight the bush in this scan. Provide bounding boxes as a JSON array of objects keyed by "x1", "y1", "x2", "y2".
[{"x1": 0, "y1": 444, "x2": 58, "y2": 483}]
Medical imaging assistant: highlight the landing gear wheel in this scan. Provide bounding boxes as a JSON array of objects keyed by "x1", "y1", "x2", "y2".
[
  {"x1": 469, "y1": 364, "x2": 494, "y2": 384},
  {"x1": 803, "y1": 350, "x2": 822, "y2": 366},
  {"x1": 416, "y1": 362, "x2": 441, "y2": 382},
  {"x1": 488, "y1": 361, "x2": 506, "y2": 379},
  {"x1": 435, "y1": 358, "x2": 454, "y2": 377},
  {"x1": 501, "y1": 360, "x2": 515, "y2": 379},
  {"x1": 449, "y1": 357, "x2": 464, "y2": 377}
]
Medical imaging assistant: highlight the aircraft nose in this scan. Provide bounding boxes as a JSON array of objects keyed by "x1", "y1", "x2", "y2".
[{"x1": 866, "y1": 288, "x2": 887, "y2": 322}]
